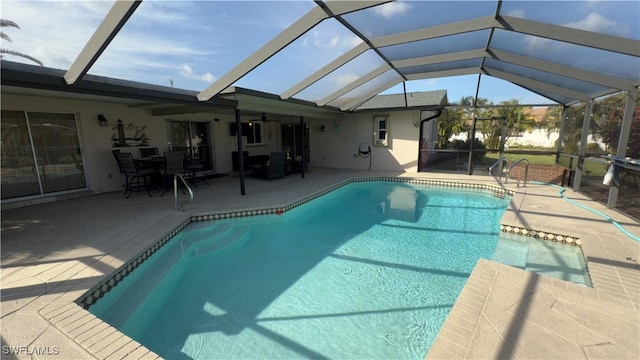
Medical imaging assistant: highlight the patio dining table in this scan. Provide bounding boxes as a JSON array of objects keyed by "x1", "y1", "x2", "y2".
[
  {"x1": 135, "y1": 155, "x2": 166, "y2": 190},
  {"x1": 135, "y1": 155, "x2": 166, "y2": 170}
]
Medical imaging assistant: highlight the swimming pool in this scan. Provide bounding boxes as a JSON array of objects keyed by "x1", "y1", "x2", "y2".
[{"x1": 85, "y1": 180, "x2": 585, "y2": 359}]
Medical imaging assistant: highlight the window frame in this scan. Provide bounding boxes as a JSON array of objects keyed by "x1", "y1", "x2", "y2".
[
  {"x1": 373, "y1": 115, "x2": 389, "y2": 147},
  {"x1": 246, "y1": 121, "x2": 264, "y2": 146},
  {"x1": 1, "y1": 110, "x2": 87, "y2": 200}
]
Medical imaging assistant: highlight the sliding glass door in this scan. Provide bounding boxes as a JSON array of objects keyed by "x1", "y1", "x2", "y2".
[
  {"x1": 166, "y1": 120, "x2": 214, "y2": 171},
  {"x1": 1, "y1": 110, "x2": 86, "y2": 200}
]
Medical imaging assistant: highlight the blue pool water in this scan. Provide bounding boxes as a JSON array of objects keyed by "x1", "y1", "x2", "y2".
[
  {"x1": 492, "y1": 232, "x2": 591, "y2": 286},
  {"x1": 89, "y1": 181, "x2": 581, "y2": 359}
]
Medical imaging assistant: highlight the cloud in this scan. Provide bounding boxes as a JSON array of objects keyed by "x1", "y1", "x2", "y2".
[
  {"x1": 1, "y1": 1, "x2": 114, "y2": 68},
  {"x1": 564, "y1": 12, "x2": 618, "y2": 33},
  {"x1": 179, "y1": 64, "x2": 217, "y2": 83},
  {"x1": 503, "y1": 8, "x2": 525, "y2": 18},
  {"x1": 302, "y1": 30, "x2": 361, "y2": 50},
  {"x1": 332, "y1": 73, "x2": 359, "y2": 87},
  {"x1": 372, "y1": 1, "x2": 412, "y2": 19},
  {"x1": 524, "y1": 12, "x2": 624, "y2": 52}
]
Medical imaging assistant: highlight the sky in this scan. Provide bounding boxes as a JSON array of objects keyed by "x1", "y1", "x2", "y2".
[{"x1": 1, "y1": 0, "x2": 638, "y2": 107}]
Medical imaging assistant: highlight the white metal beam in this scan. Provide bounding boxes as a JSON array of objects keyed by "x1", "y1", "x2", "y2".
[
  {"x1": 280, "y1": 42, "x2": 369, "y2": 99},
  {"x1": 498, "y1": 15, "x2": 640, "y2": 57},
  {"x1": 489, "y1": 49, "x2": 638, "y2": 93},
  {"x1": 341, "y1": 77, "x2": 403, "y2": 111},
  {"x1": 371, "y1": 16, "x2": 496, "y2": 48},
  {"x1": 198, "y1": 6, "x2": 328, "y2": 101},
  {"x1": 392, "y1": 47, "x2": 637, "y2": 95},
  {"x1": 322, "y1": 0, "x2": 393, "y2": 16},
  {"x1": 317, "y1": 64, "x2": 390, "y2": 106},
  {"x1": 484, "y1": 68, "x2": 591, "y2": 102},
  {"x1": 64, "y1": 0, "x2": 141, "y2": 85},
  {"x1": 393, "y1": 49, "x2": 487, "y2": 68},
  {"x1": 371, "y1": 14, "x2": 640, "y2": 58},
  {"x1": 404, "y1": 67, "x2": 481, "y2": 81}
]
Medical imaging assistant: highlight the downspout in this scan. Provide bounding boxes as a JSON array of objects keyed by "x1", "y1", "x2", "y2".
[
  {"x1": 403, "y1": 81, "x2": 408, "y2": 108},
  {"x1": 417, "y1": 108, "x2": 443, "y2": 172}
]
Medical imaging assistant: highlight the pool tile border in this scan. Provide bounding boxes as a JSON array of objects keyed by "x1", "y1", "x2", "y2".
[
  {"x1": 76, "y1": 177, "x2": 514, "y2": 309},
  {"x1": 500, "y1": 224, "x2": 581, "y2": 246}
]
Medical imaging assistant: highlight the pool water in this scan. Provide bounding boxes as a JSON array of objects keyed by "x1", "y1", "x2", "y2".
[
  {"x1": 491, "y1": 232, "x2": 591, "y2": 286},
  {"x1": 89, "y1": 181, "x2": 584, "y2": 359}
]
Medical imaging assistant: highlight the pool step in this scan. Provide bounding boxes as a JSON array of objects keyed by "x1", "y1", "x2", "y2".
[
  {"x1": 192, "y1": 225, "x2": 251, "y2": 258},
  {"x1": 117, "y1": 223, "x2": 248, "y2": 337},
  {"x1": 491, "y1": 238, "x2": 529, "y2": 269},
  {"x1": 183, "y1": 222, "x2": 233, "y2": 241}
]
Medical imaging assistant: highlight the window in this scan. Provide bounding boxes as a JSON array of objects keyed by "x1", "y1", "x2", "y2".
[
  {"x1": 373, "y1": 115, "x2": 389, "y2": 146},
  {"x1": 1, "y1": 110, "x2": 86, "y2": 200},
  {"x1": 166, "y1": 120, "x2": 213, "y2": 171},
  {"x1": 246, "y1": 122, "x2": 263, "y2": 145}
]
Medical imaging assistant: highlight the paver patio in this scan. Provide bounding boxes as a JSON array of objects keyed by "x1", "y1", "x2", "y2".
[{"x1": 1, "y1": 169, "x2": 638, "y2": 359}]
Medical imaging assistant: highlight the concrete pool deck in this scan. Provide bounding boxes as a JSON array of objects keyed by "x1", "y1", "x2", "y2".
[{"x1": 1, "y1": 169, "x2": 638, "y2": 359}]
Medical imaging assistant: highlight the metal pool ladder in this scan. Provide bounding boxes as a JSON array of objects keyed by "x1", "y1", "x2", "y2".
[
  {"x1": 174, "y1": 173, "x2": 194, "y2": 211},
  {"x1": 506, "y1": 158, "x2": 530, "y2": 187},
  {"x1": 489, "y1": 158, "x2": 510, "y2": 183}
]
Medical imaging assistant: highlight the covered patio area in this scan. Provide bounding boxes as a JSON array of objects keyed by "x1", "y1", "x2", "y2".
[{"x1": 1, "y1": 169, "x2": 638, "y2": 359}]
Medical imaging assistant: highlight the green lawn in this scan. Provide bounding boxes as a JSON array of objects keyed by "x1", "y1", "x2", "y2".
[{"x1": 481, "y1": 152, "x2": 608, "y2": 177}]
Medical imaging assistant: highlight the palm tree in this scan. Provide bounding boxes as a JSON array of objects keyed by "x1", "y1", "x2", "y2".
[
  {"x1": 1, "y1": 19, "x2": 43, "y2": 66},
  {"x1": 482, "y1": 100, "x2": 535, "y2": 150}
]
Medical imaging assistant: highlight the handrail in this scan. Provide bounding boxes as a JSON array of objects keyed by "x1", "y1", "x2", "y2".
[
  {"x1": 174, "y1": 173, "x2": 193, "y2": 211},
  {"x1": 506, "y1": 158, "x2": 530, "y2": 187},
  {"x1": 488, "y1": 158, "x2": 510, "y2": 182}
]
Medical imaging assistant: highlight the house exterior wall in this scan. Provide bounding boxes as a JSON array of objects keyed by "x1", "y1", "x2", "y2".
[
  {"x1": 2, "y1": 92, "x2": 436, "y2": 205},
  {"x1": 308, "y1": 109, "x2": 427, "y2": 172},
  {"x1": 2, "y1": 93, "x2": 170, "y2": 195}
]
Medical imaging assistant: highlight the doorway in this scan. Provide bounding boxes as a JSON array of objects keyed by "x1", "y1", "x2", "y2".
[
  {"x1": 281, "y1": 123, "x2": 309, "y2": 160},
  {"x1": 166, "y1": 120, "x2": 214, "y2": 172},
  {"x1": 1, "y1": 110, "x2": 87, "y2": 200}
]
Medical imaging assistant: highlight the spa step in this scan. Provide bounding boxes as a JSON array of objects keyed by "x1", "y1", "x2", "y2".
[{"x1": 491, "y1": 237, "x2": 529, "y2": 269}]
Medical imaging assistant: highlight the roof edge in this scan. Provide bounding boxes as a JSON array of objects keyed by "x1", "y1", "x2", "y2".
[{"x1": 1, "y1": 61, "x2": 238, "y2": 109}]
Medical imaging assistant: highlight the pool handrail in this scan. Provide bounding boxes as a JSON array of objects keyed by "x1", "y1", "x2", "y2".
[
  {"x1": 174, "y1": 173, "x2": 194, "y2": 211},
  {"x1": 506, "y1": 158, "x2": 530, "y2": 187},
  {"x1": 488, "y1": 158, "x2": 510, "y2": 183}
]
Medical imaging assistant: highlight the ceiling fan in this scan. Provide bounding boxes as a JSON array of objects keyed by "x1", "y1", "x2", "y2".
[{"x1": 254, "y1": 112, "x2": 274, "y2": 122}]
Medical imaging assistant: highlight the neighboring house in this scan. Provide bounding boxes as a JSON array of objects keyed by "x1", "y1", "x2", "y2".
[{"x1": 0, "y1": 61, "x2": 447, "y2": 206}]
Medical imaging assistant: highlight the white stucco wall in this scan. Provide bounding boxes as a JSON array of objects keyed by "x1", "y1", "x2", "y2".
[{"x1": 308, "y1": 110, "x2": 426, "y2": 172}]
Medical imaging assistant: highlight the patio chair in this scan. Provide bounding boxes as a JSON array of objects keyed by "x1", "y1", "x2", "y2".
[
  {"x1": 112, "y1": 149, "x2": 128, "y2": 191},
  {"x1": 139, "y1": 147, "x2": 159, "y2": 158},
  {"x1": 161, "y1": 151, "x2": 187, "y2": 196},
  {"x1": 252, "y1": 151, "x2": 286, "y2": 179},
  {"x1": 116, "y1": 152, "x2": 156, "y2": 198},
  {"x1": 185, "y1": 146, "x2": 209, "y2": 188}
]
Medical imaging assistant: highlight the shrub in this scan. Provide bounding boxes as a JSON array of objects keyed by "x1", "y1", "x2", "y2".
[{"x1": 449, "y1": 138, "x2": 486, "y2": 162}]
